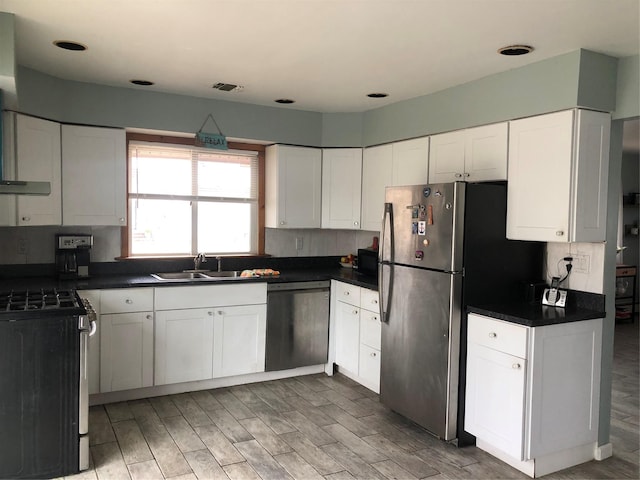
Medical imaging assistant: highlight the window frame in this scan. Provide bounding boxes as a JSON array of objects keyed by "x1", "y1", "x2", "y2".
[{"x1": 122, "y1": 132, "x2": 266, "y2": 258}]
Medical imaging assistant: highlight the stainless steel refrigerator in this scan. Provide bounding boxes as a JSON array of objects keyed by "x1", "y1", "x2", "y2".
[{"x1": 378, "y1": 182, "x2": 542, "y2": 443}]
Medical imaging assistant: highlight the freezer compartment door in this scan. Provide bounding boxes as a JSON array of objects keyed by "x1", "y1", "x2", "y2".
[
  {"x1": 383, "y1": 182, "x2": 464, "y2": 271},
  {"x1": 380, "y1": 264, "x2": 462, "y2": 441}
]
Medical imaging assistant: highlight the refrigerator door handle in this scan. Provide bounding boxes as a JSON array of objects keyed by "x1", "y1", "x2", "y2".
[{"x1": 379, "y1": 202, "x2": 394, "y2": 323}]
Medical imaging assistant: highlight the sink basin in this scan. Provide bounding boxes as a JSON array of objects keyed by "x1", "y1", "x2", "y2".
[
  {"x1": 151, "y1": 272, "x2": 211, "y2": 280},
  {"x1": 203, "y1": 270, "x2": 242, "y2": 278},
  {"x1": 151, "y1": 270, "x2": 243, "y2": 281}
]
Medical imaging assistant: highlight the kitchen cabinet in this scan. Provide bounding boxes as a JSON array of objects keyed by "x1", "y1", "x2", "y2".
[
  {"x1": 332, "y1": 281, "x2": 381, "y2": 393},
  {"x1": 360, "y1": 137, "x2": 429, "y2": 232},
  {"x1": 61, "y1": 124, "x2": 126, "y2": 226},
  {"x1": 154, "y1": 283, "x2": 267, "y2": 385},
  {"x1": 429, "y1": 122, "x2": 507, "y2": 183},
  {"x1": 506, "y1": 109, "x2": 610, "y2": 242},
  {"x1": 321, "y1": 148, "x2": 362, "y2": 229},
  {"x1": 465, "y1": 313, "x2": 603, "y2": 478},
  {"x1": 213, "y1": 304, "x2": 267, "y2": 378},
  {"x1": 265, "y1": 145, "x2": 322, "y2": 228},
  {"x1": 99, "y1": 288, "x2": 154, "y2": 393},
  {"x1": 361, "y1": 144, "x2": 392, "y2": 232},
  {"x1": 392, "y1": 137, "x2": 429, "y2": 186},
  {"x1": 0, "y1": 112, "x2": 62, "y2": 226}
]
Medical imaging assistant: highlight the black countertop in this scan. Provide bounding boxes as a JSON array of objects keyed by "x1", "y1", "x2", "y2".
[
  {"x1": 468, "y1": 290, "x2": 606, "y2": 327},
  {"x1": 0, "y1": 266, "x2": 378, "y2": 292}
]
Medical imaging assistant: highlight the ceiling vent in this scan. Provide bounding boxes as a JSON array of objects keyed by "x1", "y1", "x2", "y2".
[{"x1": 212, "y1": 82, "x2": 244, "y2": 92}]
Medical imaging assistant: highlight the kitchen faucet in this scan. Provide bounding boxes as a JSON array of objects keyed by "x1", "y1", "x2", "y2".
[{"x1": 194, "y1": 253, "x2": 207, "y2": 270}]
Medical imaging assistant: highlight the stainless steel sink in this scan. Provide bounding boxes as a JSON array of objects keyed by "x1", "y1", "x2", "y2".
[
  {"x1": 151, "y1": 270, "x2": 243, "y2": 280},
  {"x1": 151, "y1": 272, "x2": 211, "y2": 280},
  {"x1": 204, "y1": 270, "x2": 242, "y2": 278}
]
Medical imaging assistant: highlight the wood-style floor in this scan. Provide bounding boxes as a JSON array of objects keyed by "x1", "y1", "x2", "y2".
[{"x1": 66, "y1": 321, "x2": 639, "y2": 480}]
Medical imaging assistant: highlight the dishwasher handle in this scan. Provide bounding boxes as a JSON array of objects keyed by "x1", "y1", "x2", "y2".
[{"x1": 267, "y1": 281, "x2": 330, "y2": 292}]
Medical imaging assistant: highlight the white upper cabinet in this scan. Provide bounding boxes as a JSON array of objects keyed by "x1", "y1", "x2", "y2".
[
  {"x1": 0, "y1": 113, "x2": 62, "y2": 226},
  {"x1": 391, "y1": 137, "x2": 429, "y2": 186},
  {"x1": 266, "y1": 145, "x2": 322, "y2": 228},
  {"x1": 321, "y1": 148, "x2": 362, "y2": 229},
  {"x1": 62, "y1": 125, "x2": 126, "y2": 226},
  {"x1": 506, "y1": 109, "x2": 610, "y2": 242},
  {"x1": 429, "y1": 122, "x2": 508, "y2": 183},
  {"x1": 361, "y1": 144, "x2": 393, "y2": 232}
]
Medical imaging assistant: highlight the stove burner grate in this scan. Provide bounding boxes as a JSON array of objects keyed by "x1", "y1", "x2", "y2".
[{"x1": 0, "y1": 289, "x2": 80, "y2": 312}]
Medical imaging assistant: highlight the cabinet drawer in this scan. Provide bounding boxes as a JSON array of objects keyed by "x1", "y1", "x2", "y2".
[
  {"x1": 360, "y1": 288, "x2": 380, "y2": 313},
  {"x1": 360, "y1": 309, "x2": 381, "y2": 350},
  {"x1": 468, "y1": 314, "x2": 528, "y2": 359},
  {"x1": 101, "y1": 288, "x2": 154, "y2": 314},
  {"x1": 154, "y1": 283, "x2": 266, "y2": 310},
  {"x1": 335, "y1": 282, "x2": 360, "y2": 307}
]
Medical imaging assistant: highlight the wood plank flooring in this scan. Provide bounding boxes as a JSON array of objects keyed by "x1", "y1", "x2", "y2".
[{"x1": 66, "y1": 321, "x2": 639, "y2": 479}]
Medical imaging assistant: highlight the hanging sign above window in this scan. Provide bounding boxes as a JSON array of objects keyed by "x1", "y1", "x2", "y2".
[{"x1": 195, "y1": 114, "x2": 228, "y2": 150}]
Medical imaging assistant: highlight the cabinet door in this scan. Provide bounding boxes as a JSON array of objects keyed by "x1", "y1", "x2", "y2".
[
  {"x1": 265, "y1": 145, "x2": 322, "y2": 228},
  {"x1": 155, "y1": 308, "x2": 214, "y2": 385},
  {"x1": 465, "y1": 342, "x2": 527, "y2": 460},
  {"x1": 428, "y1": 130, "x2": 466, "y2": 183},
  {"x1": 100, "y1": 311, "x2": 153, "y2": 392},
  {"x1": 392, "y1": 137, "x2": 429, "y2": 186},
  {"x1": 62, "y1": 125, "x2": 126, "y2": 226},
  {"x1": 506, "y1": 110, "x2": 574, "y2": 241},
  {"x1": 358, "y1": 343, "x2": 381, "y2": 393},
  {"x1": 465, "y1": 123, "x2": 508, "y2": 182},
  {"x1": 361, "y1": 144, "x2": 392, "y2": 232},
  {"x1": 15, "y1": 114, "x2": 62, "y2": 226},
  {"x1": 213, "y1": 304, "x2": 266, "y2": 378},
  {"x1": 321, "y1": 148, "x2": 362, "y2": 229},
  {"x1": 334, "y1": 301, "x2": 360, "y2": 374}
]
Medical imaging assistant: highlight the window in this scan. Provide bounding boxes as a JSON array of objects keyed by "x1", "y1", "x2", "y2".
[{"x1": 127, "y1": 138, "x2": 261, "y2": 256}]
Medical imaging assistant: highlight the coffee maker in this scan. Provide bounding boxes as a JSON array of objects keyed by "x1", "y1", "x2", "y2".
[{"x1": 55, "y1": 234, "x2": 93, "y2": 279}]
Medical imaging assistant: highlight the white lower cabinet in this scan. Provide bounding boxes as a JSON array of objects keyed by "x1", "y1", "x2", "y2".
[
  {"x1": 99, "y1": 288, "x2": 154, "y2": 393},
  {"x1": 332, "y1": 281, "x2": 381, "y2": 393},
  {"x1": 213, "y1": 304, "x2": 267, "y2": 378},
  {"x1": 154, "y1": 284, "x2": 267, "y2": 386},
  {"x1": 155, "y1": 308, "x2": 214, "y2": 385},
  {"x1": 465, "y1": 313, "x2": 603, "y2": 478}
]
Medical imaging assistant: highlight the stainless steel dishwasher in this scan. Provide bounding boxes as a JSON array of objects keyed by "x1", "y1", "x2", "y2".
[{"x1": 266, "y1": 281, "x2": 330, "y2": 371}]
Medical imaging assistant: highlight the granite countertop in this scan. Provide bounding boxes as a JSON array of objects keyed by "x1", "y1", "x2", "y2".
[
  {"x1": 468, "y1": 290, "x2": 606, "y2": 327},
  {"x1": 0, "y1": 266, "x2": 378, "y2": 292}
]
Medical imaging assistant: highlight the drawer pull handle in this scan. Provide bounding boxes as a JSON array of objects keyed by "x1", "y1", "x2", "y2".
[
  {"x1": 146, "y1": 314, "x2": 152, "y2": 320},
  {"x1": 372, "y1": 316, "x2": 378, "y2": 321},
  {"x1": 353, "y1": 309, "x2": 359, "y2": 315},
  {"x1": 488, "y1": 332, "x2": 497, "y2": 338},
  {"x1": 218, "y1": 310, "x2": 224, "y2": 315},
  {"x1": 372, "y1": 299, "x2": 378, "y2": 304},
  {"x1": 208, "y1": 311, "x2": 213, "y2": 316},
  {"x1": 371, "y1": 352, "x2": 377, "y2": 357},
  {"x1": 512, "y1": 363, "x2": 521, "y2": 369},
  {"x1": 344, "y1": 291, "x2": 350, "y2": 296},
  {"x1": 556, "y1": 230, "x2": 564, "y2": 236},
  {"x1": 125, "y1": 299, "x2": 133, "y2": 304}
]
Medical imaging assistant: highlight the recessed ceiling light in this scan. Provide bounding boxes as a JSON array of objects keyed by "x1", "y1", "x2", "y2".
[
  {"x1": 498, "y1": 45, "x2": 534, "y2": 56},
  {"x1": 130, "y1": 80, "x2": 155, "y2": 86},
  {"x1": 367, "y1": 93, "x2": 389, "y2": 98},
  {"x1": 213, "y1": 82, "x2": 244, "y2": 92},
  {"x1": 275, "y1": 99, "x2": 295, "y2": 104},
  {"x1": 53, "y1": 40, "x2": 87, "y2": 51}
]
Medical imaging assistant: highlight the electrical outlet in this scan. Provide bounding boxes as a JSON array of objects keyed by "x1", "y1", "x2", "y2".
[
  {"x1": 295, "y1": 237, "x2": 303, "y2": 251},
  {"x1": 17, "y1": 238, "x2": 28, "y2": 255},
  {"x1": 573, "y1": 253, "x2": 590, "y2": 273}
]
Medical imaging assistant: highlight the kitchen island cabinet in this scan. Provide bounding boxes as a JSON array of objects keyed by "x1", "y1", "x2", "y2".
[
  {"x1": 465, "y1": 313, "x2": 603, "y2": 477},
  {"x1": 506, "y1": 109, "x2": 610, "y2": 242},
  {"x1": 265, "y1": 145, "x2": 322, "y2": 228},
  {"x1": 429, "y1": 122, "x2": 507, "y2": 183},
  {"x1": 61, "y1": 124, "x2": 126, "y2": 226}
]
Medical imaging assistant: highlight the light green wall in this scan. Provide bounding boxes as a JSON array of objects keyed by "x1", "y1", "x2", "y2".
[
  {"x1": 17, "y1": 67, "x2": 324, "y2": 146},
  {"x1": 577, "y1": 50, "x2": 618, "y2": 113},
  {"x1": 614, "y1": 55, "x2": 640, "y2": 119},
  {"x1": 361, "y1": 50, "x2": 588, "y2": 146},
  {"x1": 321, "y1": 112, "x2": 363, "y2": 147}
]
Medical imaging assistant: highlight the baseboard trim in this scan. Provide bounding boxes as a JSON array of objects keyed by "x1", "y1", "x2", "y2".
[{"x1": 595, "y1": 443, "x2": 613, "y2": 460}]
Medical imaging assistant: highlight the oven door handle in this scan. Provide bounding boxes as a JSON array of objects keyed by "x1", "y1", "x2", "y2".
[{"x1": 89, "y1": 319, "x2": 97, "y2": 336}]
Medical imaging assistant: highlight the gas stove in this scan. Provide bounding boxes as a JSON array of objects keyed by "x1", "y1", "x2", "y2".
[{"x1": 0, "y1": 288, "x2": 83, "y2": 313}]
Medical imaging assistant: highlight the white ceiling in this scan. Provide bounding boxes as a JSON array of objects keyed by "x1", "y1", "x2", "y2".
[{"x1": 1, "y1": 0, "x2": 639, "y2": 115}]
